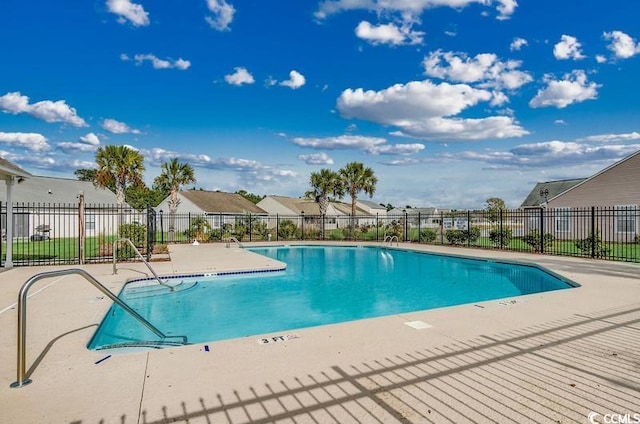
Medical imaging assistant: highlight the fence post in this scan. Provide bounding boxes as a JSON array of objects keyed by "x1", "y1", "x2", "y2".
[
  {"x1": 591, "y1": 206, "x2": 596, "y2": 259},
  {"x1": 418, "y1": 212, "x2": 421, "y2": 243},
  {"x1": 440, "y1": 212, "x2": 444, "y2": 245},
  {"x1": 499, "y1": 209, "x2": 504, "y2": 250},
  {"x1": 539, "y1": 208, "x2": 545, "y2": 254},
  {"x1": 78, "y1": 192, "x2": 85, "y2": 265},
  {"x1": 188, "y1": 212, "x2": 191, "y2": 242},
  {"x1": 146, "y1": 204, "x2": 155, "y2": 261},
  {"x1": 467, "y1": 210, "x2": 471, "y2": 247},
  {"x1": 249, "y1": 213, "x2": 252, "y2": 242},
  {"x1": 276, "y1": 214, "x2": 279, "y2": 241},
  {"x1": 322, "y1": 214, "x2": 326, "y2": 241},
  {"x1": 301, "y1": 212, "x2": 305, "y2": 240},
  {"x1": 159, "y1": 210, "x2": 164, "y2": 244}
]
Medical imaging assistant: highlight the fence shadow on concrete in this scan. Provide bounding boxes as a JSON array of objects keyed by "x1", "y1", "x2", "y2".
[{"x1": 125, "y1": 304, "x2": 640, "y2": 424}]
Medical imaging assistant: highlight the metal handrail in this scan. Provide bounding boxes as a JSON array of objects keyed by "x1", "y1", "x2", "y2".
[
  {"x1": 112, "y1": 238, "x2": 171, "y2": 289},
  {"x1": 383, "y1": 235, "x2": 399, "y2": 246},
  {"x1": 10, "y1": 268, "x2": 167, "y2": 388},
  {"x1": 225, "y1": 236, "x2": 244, "y2": 248}
]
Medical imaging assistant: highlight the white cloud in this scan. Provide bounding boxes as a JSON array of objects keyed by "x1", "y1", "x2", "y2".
[
  {"x1": 101, "y1": 118, "x2": 141, "y2": 134},
  {"x1": 0, "y1": 132, "x2": 50, "y2": 151},
  {"x1": 529, "y1": 70, "x2": 600, "y2": 109},
  {"x1": 80, "y1": 133, "x2": 101, "y2": 145},
  {"x1": 142, "y1": 147, "x2": 297, "y2": 184},
  {"x1": 315, "y1": 0, "x2": 517, "y2": 21},
  {"x1": 0, "y1": 150, "x2": 96, "y2": 172},
  {"x1": 225, "y1": 67, "x2": 255, "y2": 86},
  {"x1": 576, "y1": 131, "x2": 640, "y2": 143},
  {"x1": 280, "y1": 70, "x2": 306, "y2": 89},
  {"x1": 603, "y1": 30, "x2": 640, "y2": 59},
  {"x1": 206, "y1": 0, "x2": 235, "y2": 31},
  {"x1": 106, "y1": 0, "x2": 149, "y2": 27},
  {"x1": 554, "y1": 119, "x2": 567, "y2": 125},
  {"x1": 510, "y1": 37, "x2": 528, "y2": 51},
  {"x1": 336, "y1": 79, "x2": 528, "y2": 140},
  {"x1": 293, "y1": 135, "x2": 386, "y2": 150},
  {"x1": 423, "y1": 50, "x2": 533, "y2": 90},
  {"x1": 380, "y1": 157, "x2": 423, "y2": 166},
  {"x1": 355, "y1": 21, "x2": 424, "y2": 45},
  {"x1": 446, "y1": 141, "x2": 640, "y2": 169},
  {"x1": 57, "y1": 133, "x2": 102, "y2": 153},
  {"x1": 0, "y1": 91, "x2": 87, "y2": 127},
  {"x1": 553, "y1": 35, "x2": 586, "y2": 60},
  {"x1": 595, "y1": 55, "x2": 607, "y2": 64},
  {"x1": 297, "y1": 153, "x2": 335, "y2": 165},
  {"x1": 127, "y1": 53, "x2": 191, "y2": 70},
  {"x1": 367, "y1": 143, "x2": 425, "y2": 155}
]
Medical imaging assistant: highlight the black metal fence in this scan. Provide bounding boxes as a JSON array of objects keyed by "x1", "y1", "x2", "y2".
[{"x1": 1, "y1": 203, "x2": 639, "y2": 266}]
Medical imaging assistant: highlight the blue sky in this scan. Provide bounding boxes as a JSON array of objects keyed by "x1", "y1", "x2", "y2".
[{"x1": 1, "y1": 0, "x2": 639, "y2": 208}]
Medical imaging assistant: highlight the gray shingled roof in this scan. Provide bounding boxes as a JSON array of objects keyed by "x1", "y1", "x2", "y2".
[
  {"x1": 520, "y1": 178, "x2": 586, "y2": 207},
  {"x1": 0, "y1": 175, "x2": 118, "y2": 204},
  {"x1": 267, "y1": 196, "x2": 322, "y2": 214},
  {"x1": 0, "y1": 156, "x2": 31, "y2": 178},
  {"x1": 181, "y1": 190, "x2": 266, "y2": 214}
]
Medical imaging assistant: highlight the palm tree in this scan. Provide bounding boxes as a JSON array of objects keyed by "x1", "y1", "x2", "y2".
[
  {"x1": 338, "y1": 162, "x2": 377, "y2": 237},
  {"x1": 306, "y1": 168, "x2": 344, "y2": 216},
  {"x1": 153, "y1": 158, "x2": 196, "y2": 241},
  {"x1": 94, "y1": 145, "x2": 145, "y2": 208}
]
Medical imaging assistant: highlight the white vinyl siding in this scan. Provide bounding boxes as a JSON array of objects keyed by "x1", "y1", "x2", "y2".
[
  {"x1": 555, "y1": 207, "x2": 570, "y2": 233},
  {"x1": 615, "y1": 205, "x2": 637, "y2": 234}
]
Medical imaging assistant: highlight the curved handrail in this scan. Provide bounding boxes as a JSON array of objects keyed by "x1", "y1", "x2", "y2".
[
  {"x1": 10, "y1": 268, "x2": 168, "y2": 388},
  {"x1": 112, "y1": 238, "x2": 171, "y2": 289},
  {"x1": 382, "y1": 235, "x2": 399, "y2": 247},
  {"x1": 225, "y1": 236, "x2": 244, "y2": 248}
]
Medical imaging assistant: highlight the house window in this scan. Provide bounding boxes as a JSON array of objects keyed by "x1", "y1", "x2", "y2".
[
  {"x1": 615, "y1": 205, "x2": 637, "y2": 234},
  {"x1": 86, "y1": 214, "x2": 96, "y2": 231},
  {"x1": 555, "y1": 208, "x2": 570, "y2": 232},
  {"x1": 527, "y1": 209, "x2": 540, "y2": 231}
]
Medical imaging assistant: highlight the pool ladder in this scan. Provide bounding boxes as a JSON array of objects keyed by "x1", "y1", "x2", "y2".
[
  {"x1": 225, "y1": 236, "x2": 244, "y2": 248},
  {"x1": 112, "y1": 238, "x2": 173, "y2": 289},
  {"x1": 383, "y1": 235, "x2": 399, "y2": 246},
  {"x1": 9, "y1": 268, "x2": 187, "y2": 389}
]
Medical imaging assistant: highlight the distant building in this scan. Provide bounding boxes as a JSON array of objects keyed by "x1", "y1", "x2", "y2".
[
  {"x1": 156, "y1": 190, "x2": 267, "y2": 231},
  {"x1": 0, "y1": 174, "x2": 122, "y2": 240},
  {"x1": 520, "y1": 150, "x2": 640, "y2": 241}
]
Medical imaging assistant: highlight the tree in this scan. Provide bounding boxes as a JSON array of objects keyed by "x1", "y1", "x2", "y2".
[
  {"x1": 153, "y1": 158, "x2": 196, "y2": 241},
  {"x1": 306, "y1": 168, "x2": 344, "y2": 216},
  {"x1": 338, "y1": 162, "x2": 377, "y2": 236},
  {"x1": 74, "y1": 168, "x2": 98, "y2": 183},
  {"x1": 94, "y1": 145, "x2": 145, "y2": 208},
  {"x1": 235, "y1": 189, "x2": 264, "y2": 204},
  {"x1": 485, "y1": 197, "x2": 507, "y2": 223}
]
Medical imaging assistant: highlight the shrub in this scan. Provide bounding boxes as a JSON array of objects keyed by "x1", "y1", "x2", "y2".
[
  {"x1": 489, "y1": 227, "x2": 513, "y2": 247},
  {"x1": 184, "y1": 217, "x2": 210, "y2": 242},
  {"x1": 575, "y1": 231, "x2": 610, "y2": 258},
  {"x1": 522, "y1": 230, "x2": 555, "y2": 253},
  {"x1": 251, "y1": 221, "x2": 270, "y2": 240},
  {"x1": 465, "y1": 226, "x2": 481, "y2": 244},
  {"x1": 278, "y1": 220, "x2": 300, "y2": 239},
  {"x1": 419, "y1": 228, "x2": 437, "y2": 243},
  {"x1": 119, "y1": 222, "x2": 146, "y2": 247},
  {"x1": 207, "y1": 228, "x2": 223, "y2": 241},
  {"x1": 445, "y1": 229, "x2": 466, "y2": 245}
]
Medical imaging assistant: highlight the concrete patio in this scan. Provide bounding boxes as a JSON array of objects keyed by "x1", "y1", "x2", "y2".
[{"x1": 0, "y1": 242, "x2": 638, "y2": 423}]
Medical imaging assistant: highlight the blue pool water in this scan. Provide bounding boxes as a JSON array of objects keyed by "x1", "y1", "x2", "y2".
[{"x1": 88, "y1": 246, "x2": 575, "y2": 350}]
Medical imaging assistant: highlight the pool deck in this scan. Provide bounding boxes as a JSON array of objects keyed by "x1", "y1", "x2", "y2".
[{"x1": 1, "y1": 242, "x2": 639, "y2": 423}]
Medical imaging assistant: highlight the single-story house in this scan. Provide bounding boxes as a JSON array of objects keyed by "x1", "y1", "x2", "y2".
[
  {"x1": 0, "y1": 174, "x2": 124, "y2": 241},
  {"x1": 388, "y1": 207, "x2": 450, "y2": 228},
  {"x1": 520, "y1": 150, "x2": 640, "y2": 241},
  {"x1": 155, "y1": 190, "x2": 267, "y2": 233},
  {"x1": 257, "y1": 196, "x2": 375, "y2": 230},
  {"x1": 356, "y1": 200, "x2": 387, "y2": 218}
]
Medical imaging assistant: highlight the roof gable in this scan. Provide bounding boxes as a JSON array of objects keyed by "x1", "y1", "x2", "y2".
[
  {"x1": 180, "y1": 190, "x2": 266, "y2": 214},
  {"x1": 265, "y1": 196, "x2": 322, "y2": 214},
  {"x1": 520, "y1": 178, "x2": 586, "y2": 207}
]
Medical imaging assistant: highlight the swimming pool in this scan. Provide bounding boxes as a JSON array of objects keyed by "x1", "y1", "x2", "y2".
[{"x1": 88, "y1": 245, "x2": 576, "y2": 350}]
